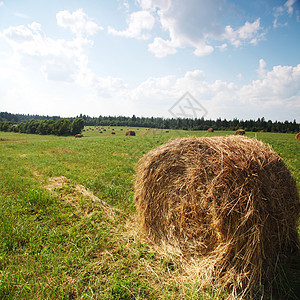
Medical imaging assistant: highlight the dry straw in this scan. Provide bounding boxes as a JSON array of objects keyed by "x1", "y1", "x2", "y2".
[
  {"x1": 235, "y1": 129, "x2": 245, "y2": 135},
  {"x1": 135, "y1": 136, "x2": 300, "y2": 299},
  {"x1": 125, "y1": 130, "x2": 136, "y2": 136}
]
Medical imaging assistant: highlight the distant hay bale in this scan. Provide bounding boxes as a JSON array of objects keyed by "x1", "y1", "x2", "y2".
[
  {"x1": 135, "y1": 136, "x2": 300, "y2": 298},
  {"x1": 296, "y1": 132, "x2": 300, "y2": 139},
  {"x1": 125, "y1": 130, "x2": 136, "y2": 136},
  {"x1": 235, "y1": 129, "x2": 245, "y2": 135},
  {"x1": 207, "y1": 128, "x2": 214, "y2": 132},
  {"x1": 74, "y1": 134, "x2": 83, "y2": 138}
]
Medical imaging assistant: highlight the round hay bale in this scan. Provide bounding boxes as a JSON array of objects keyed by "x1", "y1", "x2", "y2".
[
  {"x1": 235, "y1": 129, "x2": 245, "y2": 135},
  {"x1": 125, "y1": 130, "x2": 136, "y2": 136},
  {"x1": 207, "y1": 128, "x2": 214, "y2": 132},
  {"x1": 135, "y1": 136, "x2": 300, "y2": 297},
  {"x1": 74, "y1": 134, "x2": 83, "y2": 138},
  {"x1": 296, "y1": 132, "x2": 300, "y2": 139}
]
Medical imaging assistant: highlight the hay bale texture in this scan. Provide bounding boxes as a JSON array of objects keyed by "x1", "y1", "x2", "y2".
[
  {"x1": 235, "y1": 129, "x2": 245, "y2": 135},
  {"x1": 135, "y1": 136, "x2": 300, "y2": 298},
  {"x1": 125, "y1": 130, "x2": 136, "y2": 136}
]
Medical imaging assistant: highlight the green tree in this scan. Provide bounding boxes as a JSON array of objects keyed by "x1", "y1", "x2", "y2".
[
  {"x1": 53, "y1": 119, "x2": 72, "y2": 136},
  {"x1": 71, "y1": 118, "x2": 84, "y2": 135}
]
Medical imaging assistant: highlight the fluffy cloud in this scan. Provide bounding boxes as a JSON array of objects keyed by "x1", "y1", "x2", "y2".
[
  {"x1": 239, "y1": 63, "x2": 300, "y2": 107},
  {"x1": 126, "y1": 61, "x2": 300, "y2": 120},
  {"x1": 223, "y1": 18, "x2": 263, "y2": 47},
  {"x1": 273, "y1": 0, "x2": 298, "y2": 28},
  {"x1": 112, "y1": 0, "x2": 266, "y2": 57},
  {"x1": 147, "y1": 37, "x2": 178, "y2": 57},
  {"x1": 0, "y1": 10, "x2": 102, "y2": 84},
  {"x1": 108, "y1": 10, "x2": 155, "y2": 39},
  {"x1": 56, "y1": 9, "x2": 103, "y2": 36}
]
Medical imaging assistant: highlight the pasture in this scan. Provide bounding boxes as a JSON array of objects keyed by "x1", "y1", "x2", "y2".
[{"x1": 0, "y1": 127, "x2": 299, "y2": 299}]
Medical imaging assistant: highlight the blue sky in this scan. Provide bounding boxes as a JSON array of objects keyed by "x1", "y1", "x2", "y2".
[{"x1": 0, "y1": 0, "x2": 299, "y2": 121}]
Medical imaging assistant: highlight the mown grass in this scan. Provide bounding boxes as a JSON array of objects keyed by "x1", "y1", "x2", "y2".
[{"x1": 0, "y1": 127, "x2": 299, "y2": 299}]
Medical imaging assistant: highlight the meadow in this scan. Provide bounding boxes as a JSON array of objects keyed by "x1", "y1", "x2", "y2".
[{"x1": 0, "y1": 127, "x2": 299, "y2": 299}]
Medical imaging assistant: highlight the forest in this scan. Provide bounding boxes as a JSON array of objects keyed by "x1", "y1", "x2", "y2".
[{"x1": 0, "y1": 112, "x2": 299, "y2": 134}]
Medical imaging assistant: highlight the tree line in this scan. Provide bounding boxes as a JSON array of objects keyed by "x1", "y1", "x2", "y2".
[
  {"x1": 0, "y1": 112, "x2": 299, "y2": 134},
  {"x1": 0, "y1": 117, "x2": 84, "y2": 136}
]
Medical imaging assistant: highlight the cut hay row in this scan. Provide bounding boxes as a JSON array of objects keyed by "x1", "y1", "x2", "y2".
[{"x1": 134, "y1": 136, "x2": 300, "y2": 299}]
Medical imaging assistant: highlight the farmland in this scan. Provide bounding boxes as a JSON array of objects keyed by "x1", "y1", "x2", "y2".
[{"x1": 0, "y1": 127, "x2": 299, "y2": 299}]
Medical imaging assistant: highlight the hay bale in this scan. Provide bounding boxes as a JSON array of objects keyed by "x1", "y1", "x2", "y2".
[
  {"x1": 296, "y1": 132, "x2": 300, "y2": 139},
  {"x1": 135, "y1": 136, "x2": 300, "y2": 298},
  {"x1": 235, "y1": 129, "x2": 245, "y2": 135},
  {"x1": 125, "y1": 130, "x2": 136, "y2": 136},
  {"x1": 74, "y1": 134, "x2": 83, "y2": 138},
  {"x1": 207, "y1": 128, "x2": 214, "y2": 132}
]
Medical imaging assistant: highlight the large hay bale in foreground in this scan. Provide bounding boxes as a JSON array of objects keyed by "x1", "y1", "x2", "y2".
[
  {"x1": 135, "y1": 136, "x2": 300, "y2": 298},
  {"x1": 296, "y1": 132, "x2": 300, "y2": 139}
]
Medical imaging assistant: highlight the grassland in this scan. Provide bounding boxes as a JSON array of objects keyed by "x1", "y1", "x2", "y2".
[{"x1": 0, "y1": 127, "x2": 299, "y2": 299}]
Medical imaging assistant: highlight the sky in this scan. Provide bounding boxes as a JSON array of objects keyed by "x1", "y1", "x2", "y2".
[{"x1": 0, "y1": 0, "x2": 299, "y2": 122}]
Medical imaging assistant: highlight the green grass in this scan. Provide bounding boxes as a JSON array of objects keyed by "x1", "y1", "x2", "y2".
[{"x1": 0, "y1": 127, "x2": 299, "y2": 299}]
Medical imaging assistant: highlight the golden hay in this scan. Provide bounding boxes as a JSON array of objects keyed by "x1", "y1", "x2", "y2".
[
  {"x1": 207, "y1": 128, "x2": 214, "y2": 132},
  {"x1": 135, "y1": 136, "x2": 300, "y2": 298},
  {"x1": 235, "y1": 129, "x2": 245, "y2": 135},
  {"x1": 125, "y1": 130, "x2": 136, "y2": 136},
  {"x1": 296, "y1": 132, "x2": 300, "y2": 139}
]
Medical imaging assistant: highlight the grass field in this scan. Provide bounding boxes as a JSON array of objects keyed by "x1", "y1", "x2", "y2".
[{"x1": 0, "y1": 127, "x2": 299, "y2": 299}]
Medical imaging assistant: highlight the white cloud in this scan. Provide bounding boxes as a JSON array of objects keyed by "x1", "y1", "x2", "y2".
[
  {"x1": 108, "y1": 10, "x2": 155, "y2": 39},
  {"x1": 193, "y1": 44, "x2": 214, "y2": 56},
  {"x1": 148, "y1": 37, "x2": 178, "y2": 57},
  {"x1": 273, "y1": 0, "x2": 297, "y2": 28},
  {"x1": 56, "y1": 9, "x2": 103, "y2": 36},
  {"x1": 216, "y1": 43, "x2": 228, "y2": 51},
  {"x1": 0, "y1": 1, "x2": 4, "y2": 6},
  {"x1": 127, "y1": 62, "x2": 300, "y2": 120},
  {"x1": 239, "y1": 63, "x2": 300, "y2": 108},
  {"x1": 256, "y1": 58, "x2": 267, "y2": 78},
  {"x1": 285, "y1": 0, "x2": 297, "y2": 15},
  {"x1": 1, "y1": 10, "x2": 101, "y2": 85},
  {"x1": 223, "y1": 19, "x2": 263, "y2": 47},
  {"x1": 122, "y1": 0, "x2": 265, "y2": 57}
]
